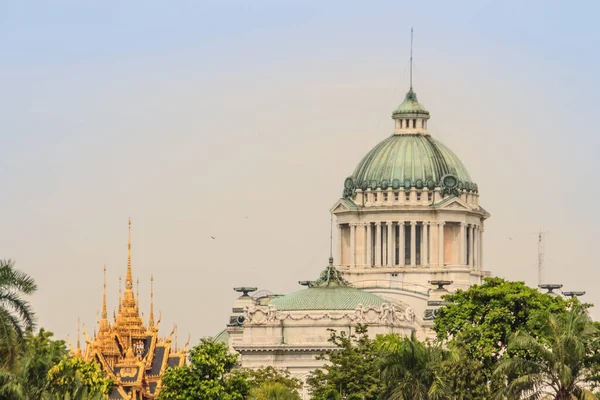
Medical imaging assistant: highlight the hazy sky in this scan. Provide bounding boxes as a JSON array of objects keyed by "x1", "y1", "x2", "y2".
[{"x1": 1, "y1": 0, "x2": 599, "y2": 345}]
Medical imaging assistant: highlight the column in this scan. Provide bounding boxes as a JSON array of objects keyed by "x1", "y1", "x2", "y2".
[
  {"x1": 375, "y1": 222, "x2": 382, "y2": 266},
  {"x1": 350, "y1": 223, "x2": 356, "y2": 266},
  {"x1": 468, "y1": 225, "x2": 474, "y2": 267},
  {"x1": 338, "y1": 224, "x2": 343, "y2": 265},
  {"x1": 479, "y1": 226, "x2": 484, "y2": 269},
  {"x1": 387, "y1": 222, "x2": 394, "y2": 267},
  {"x1": 422, "y1": 222, "x2": 429, "y2": 266},
  {"x1": 398, "y1": 222, "x2": 405, "y2": 266},
  {"x1": 474, "y1": 225, "x2": 479, "y2": 268},
  {"x1": 429, "y1": 222, "x2": 436, "y2": 266},
  {"x1": 438, "y1": 222, "x2": 445, "y2": 267},
  {"x1": 410, "y1": 221, "x2": 417, "y2": 267},
  {"x1": 366, "y1": 223, "x2": 372, "y2": 267},
  {"x1": 459, "y1": 222, "x2": 466, "y2": 266}
]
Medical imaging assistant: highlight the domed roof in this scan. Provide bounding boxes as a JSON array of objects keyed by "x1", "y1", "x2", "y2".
[
  {"x1": 270, "y1": 259, "x2": 387, "y2": 311},
  {"x1": 347, "y1": 134, "x2": 476, "y2": 193},
  {"x1": 270, "y1": 286, "x2": 386, "y2": 311},
  {"x1": 392, "y1": 88, "x2": 429, "y2": 116}
]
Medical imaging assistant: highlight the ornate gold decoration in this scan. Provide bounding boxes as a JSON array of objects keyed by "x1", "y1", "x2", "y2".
[{"x1": 74, "y1": 219, "x2": 187, "y2": 399}]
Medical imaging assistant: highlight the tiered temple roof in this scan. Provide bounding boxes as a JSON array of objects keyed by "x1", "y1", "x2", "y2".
[{"x1": 74, "y1": 219, "x2": 186, "y2": 400}]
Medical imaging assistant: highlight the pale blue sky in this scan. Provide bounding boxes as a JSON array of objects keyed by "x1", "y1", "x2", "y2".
[{"x1": 1, "y1": 1, "x2": 599, "y2": 342}]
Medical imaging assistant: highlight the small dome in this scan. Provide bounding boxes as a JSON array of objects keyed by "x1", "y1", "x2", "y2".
[
  {"x1": 392, "y1": 88, "x2": 429, "y2": 117},
  {"x1": 270, "y1": 286, "x2": 386, "y2": 311},
  {"x1": 271, "y1": 259, "x2": 387, "y2": 311},
  {"x1": 345, "y1": 134, "x2": 477, "y2": 194}
]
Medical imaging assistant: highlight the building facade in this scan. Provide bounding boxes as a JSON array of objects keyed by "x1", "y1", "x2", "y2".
[{"x1": 332, "y1": 86, "x2": 490, "y2": 335}]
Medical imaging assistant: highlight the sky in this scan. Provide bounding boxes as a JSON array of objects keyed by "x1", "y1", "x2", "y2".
[{"x1": 1, "y1": 0, "x2": 599, "y2": 345}]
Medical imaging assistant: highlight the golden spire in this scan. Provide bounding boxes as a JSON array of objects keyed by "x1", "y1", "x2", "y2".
[
  {"x1": 136, "y1": 278, "x2": 140, "y2": 312},
  {"x1": 174, "y1": 324, "x2": 178, "y2": 352},
  {"x1": 126, "y1": 218, "x2": 133, "y2": 291},
  {"x1": 118, "y1": 276, "x2": 122, "y2": 311},
  {"x1": 102, "y1": 266, "x2": 108, "y2": 320},
  {"x1": 76, "y1": 317, "x2": 81, "y2": 352},
  {"x1": 148, "y1": 275, "x2": 155, "y2": 329}
]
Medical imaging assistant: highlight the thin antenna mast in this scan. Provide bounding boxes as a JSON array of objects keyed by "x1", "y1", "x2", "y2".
[
  {"x1": 410, "y1": 27, "x2": 414, "y2": 89},
  {"x1": 329, "y1": 213, "x2": 333, "y2": 261}
]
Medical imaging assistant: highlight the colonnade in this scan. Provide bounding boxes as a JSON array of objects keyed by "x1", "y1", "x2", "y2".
[{"x1": 339, "y1": 221, "x2": 483, "y2": 268}]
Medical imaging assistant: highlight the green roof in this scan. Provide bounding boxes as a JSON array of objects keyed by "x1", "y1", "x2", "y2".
[
  {"x1": 270, "y1": 286, "x2": 386, "y2": 311},
  {"x1": 214, "y1": 329, "x2": 229, "y2": 345},
  {"x1": 392, "y1": 88, "x2": 429, "y2": 116},
  {"x1": 270, "y1": 258, "x2": 387, "y2": 311},
  {"x1": 346, "y1": 134, "x2": 477, "y2": 193}
]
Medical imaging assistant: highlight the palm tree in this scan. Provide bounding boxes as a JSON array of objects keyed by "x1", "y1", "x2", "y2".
[
  {"x1": 494, "y1": 308, "x2": 600, "y2": 400},
  {"x1": 375, "y1": 332, "x2": 449, "y2": 400},
  {"x1": 0, "y1": 259, "x2": 37, "y2": 369}
]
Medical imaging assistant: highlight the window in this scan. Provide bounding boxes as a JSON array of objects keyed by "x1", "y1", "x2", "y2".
[
  {"x1": 413, "y1": 119, "x2": 417, "y2": 128},
  {"x1": 428, "y1": 192, "x2": 433, "y2": 201},
  {"x1": 394, "y1": 192, "x2": 399, "y2": 201},
  {"x1": 405, "y1": 192, "x2": 410, "y2": 201},
  {"x1": 416, "y1": 192, "x2": 421, "y2": 201},
  {"x1": 383, "y1": 193, "x2": 388, "y2": 201},
  {"x1": 373, "y1": 193, "x2": 378, "y2": 201},
  {"x1": 399, "y1": 120, "x2": 402, "y2": 128},
  {"x1": 406, "y1": 119, "x2": 410, "y2": 128}
]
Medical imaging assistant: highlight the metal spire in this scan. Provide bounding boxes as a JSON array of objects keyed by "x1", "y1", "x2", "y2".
[
  {"x1": 76, "y1": 317, "x2": 81, "y2": 352},
  {"x1": 118, "y1": 276, "x2": 122, "y2": 311},
  {"x1": 410, "y1": 27, "x2": 414, "y2": 90},
  {"x1": 136, "y1": 278, "x2": 139, "y2": 312},
  {"x1": 329, "y1": 212, "x2": 334, "y2": 265}
]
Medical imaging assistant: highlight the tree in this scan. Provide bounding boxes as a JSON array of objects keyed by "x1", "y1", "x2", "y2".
[
  {"x1": 158, "y1": 338, "x2": 250, "y2": 400},
  {"x1": 434, "y1": 277, "x2": 568, "y2": 379},
  {"x1": 375, "y1": 332, "x2": 449, "y2": 400},
  {"x1": 248, "y1": 382, "x2": 301, "y2": 400},
  {"x1": 0, "y1": 259, "x2": 37, "y2": 369},
  {"x1": 306, "y1": 325, "x2": 382, "y2": 400},
  {"x1": 244, "y1": 366, "x2": 301, "y2": 392},
  {"x1": 494, "y1": 308, "x2": 600, "y2": 400},
  {"x1": 47, "y1": 356, "x2": 112, "y2": 397},
  {"x1": 434, "y1": 346, "x2": 488, "y2": 399},
  {"x1": 0, "y1": 329, "x2": 68, "y2": 399}
]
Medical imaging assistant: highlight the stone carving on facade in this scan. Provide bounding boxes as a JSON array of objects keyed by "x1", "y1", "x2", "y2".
[{"x1": 242, "y1": 303, "x2": 417, "y2": 326}]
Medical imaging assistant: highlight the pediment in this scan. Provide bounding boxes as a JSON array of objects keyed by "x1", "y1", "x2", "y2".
[
  {"x1": 330, "y1": 198, "x2": 358, "y2": 214},
  {"x1": 434, "y1": 196, "x2": 471, "y2": 211}
]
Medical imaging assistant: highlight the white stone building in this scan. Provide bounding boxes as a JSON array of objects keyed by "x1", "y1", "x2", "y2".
[{"x1": 218, "y1": 84, "x2": 490, "y2": 391}]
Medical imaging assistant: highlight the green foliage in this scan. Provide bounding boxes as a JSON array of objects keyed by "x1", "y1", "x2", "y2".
[
  {"x1": 248, "y1": 382, "x2": 301, "y2": 400},
  {"x1": 375, "y1": 332, "x2": 448, "y2": 400},
  {"x1": 494, "y1": 308, "x2": 600, "y2": 400},
  {"x1": 306, "y1": 325, "x2": 382, "y2": 400},
  {"x1": 323, "y1": 389, "x2": 341, "y2": 400},
  {"x1": 47, "y1": 356, "x2": 112, "y2": 397},
  {"x1": 0, "y1": 329, "x2": 68, "y2": 399},
  {"x1": 244, "y1": 366, "x2": 301, "y2": 392},
  {"x1": 435, "y1": 346, "x2": 488, "y2": 399},
  {"x1": 434, "y1": 277, "x2": 568, "y2": 378},
  {"x1": 346, "y1": 395, "x2": 365, "y2": 400},
  {"x1": 0, "y1": 259, "x2": 37, "y2": 370},
  {"x1": 158, "y1": 338, "x2": 250, "y2": 400}
]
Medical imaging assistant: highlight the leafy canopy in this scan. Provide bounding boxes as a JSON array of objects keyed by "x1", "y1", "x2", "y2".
[
  {"x1": 306, "y1": 325, "x2": 383, "y2": 400},
  {"x1": 158, "y1": 338, "x2": 250, "y2": 400}
]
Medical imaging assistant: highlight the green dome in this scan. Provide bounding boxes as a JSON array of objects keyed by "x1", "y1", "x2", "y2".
[
  {"x1": 270, "y1": 286, "x2": 386, "y2": 311},
  {"x1": 345, "y1": 134, "x2": 477, "y2": 195},
  {"x1": 392, "y1": 88, "x2": 429, "y2": 116}
]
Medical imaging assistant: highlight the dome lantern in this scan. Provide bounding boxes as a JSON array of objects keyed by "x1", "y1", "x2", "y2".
[{"x1": 392, "y1": 88, "x2": 430, "y2": 135}]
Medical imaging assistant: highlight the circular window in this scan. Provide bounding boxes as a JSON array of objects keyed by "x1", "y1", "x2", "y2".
[
  {"x1": 442, "y1": 174, "x2": 458, "y2": 189},
  {"x1": 344, "y1": 177, "x2": 355, "y2": 189}
]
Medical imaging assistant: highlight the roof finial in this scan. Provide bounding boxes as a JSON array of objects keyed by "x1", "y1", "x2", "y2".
[
  {"x1": 410, "y1": 27, "x2": 414, "y2": 90},
  {"x1": 118, "y1": 276, "x2": 122, "y2": 311},
  {"x1": 76, "y1": 317, "x2": 81, "y2": 351},
  {"x1": 174, "y1": 324, "x2": 178, "y2": 352},
  {"x1": 136, "y1": 278, "x2": 140, "y2": 312},
  {"x1": 102, "y1": 265, "x2": 108, "y2": 320},
  {"x1": 126, "y1": 218, "x2": 133, "y2": 290},
  {"x1": 329, "y1": 212, "x2": 334, "y2": 266},
  {"x1": 149, "y1": 275, "x2": 155, "y2": 329}
]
